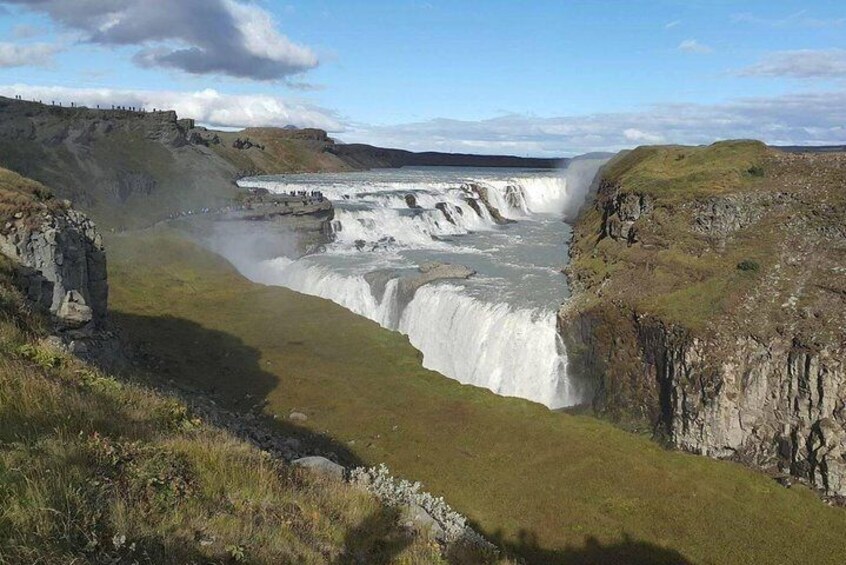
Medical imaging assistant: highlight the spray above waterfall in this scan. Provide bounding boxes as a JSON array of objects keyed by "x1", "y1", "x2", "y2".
[{"x1": 229, "y1": 163, "x2": 606, "y2": 408}]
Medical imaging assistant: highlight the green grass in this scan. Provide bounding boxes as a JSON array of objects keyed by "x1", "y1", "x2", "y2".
[
  {"x1": 568, "y1": 141, "x2": 785, "y2": 331},
  {"x1": 106, "y1": 230, "x2": 846, "y2": 565},
  {"x1": 0, "y1": 255, "x2": 469, "y2": 565},
  {"x1": 0, "y1": 166, "x2": 61, "y2": 222},
  {"x1": 603, "y1": 140, "x2": 771, "y2": 201}
]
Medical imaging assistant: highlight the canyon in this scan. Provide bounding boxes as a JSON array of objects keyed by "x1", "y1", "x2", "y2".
[{"x1": 3, "y1": 97, "x2": 846, "y2": 562}]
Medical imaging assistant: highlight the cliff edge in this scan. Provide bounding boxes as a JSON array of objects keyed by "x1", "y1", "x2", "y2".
[{"x1": 562, "y1": 140, "x2": 846, "y2": 498}]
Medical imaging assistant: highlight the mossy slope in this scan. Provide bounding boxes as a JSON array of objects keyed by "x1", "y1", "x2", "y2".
[{"x1": 0, "y1": 256, "x2": 466, "y2": 564}]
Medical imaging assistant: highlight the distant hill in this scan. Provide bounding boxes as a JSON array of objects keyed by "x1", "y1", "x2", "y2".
[
  {"x1": 775, "y1": 144, "x2": 846, "y2": 153},
  {"x1": 327, "y1": 143, "x2": 565, "y2": 169},
  {"x1": 0, "y1": 96, "x2": 356, "y2": 229}
]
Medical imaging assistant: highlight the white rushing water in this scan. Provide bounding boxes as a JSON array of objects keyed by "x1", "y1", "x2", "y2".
[{"x1": 228, "y1": 162, "x2": 604, "y2": 409}]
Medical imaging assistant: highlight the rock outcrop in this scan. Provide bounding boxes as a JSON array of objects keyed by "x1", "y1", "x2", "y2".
[
  {"x1": 0, "y1": 207, "x2": 107, "y2": 335},
  {"x1": 602, "y1": 189, "x2": 653, "y2": 243},
  {"x1": 462, "y1": 183, "x2": 514, "y2": 224},
  {"x1": 435, "y1": 202, "x2": 458, "y2": 225},
  {"x1": 364, "y1": 262, "x2": 475, "y2": 326}
]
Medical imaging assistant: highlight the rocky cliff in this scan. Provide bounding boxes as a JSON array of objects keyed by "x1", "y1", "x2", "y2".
[
  {"x1": 0, "y1": 167, "x2": 107, "y2": 344},
  {"x1": 562, "y1": 141, "x2": 846, "y2": 499}
]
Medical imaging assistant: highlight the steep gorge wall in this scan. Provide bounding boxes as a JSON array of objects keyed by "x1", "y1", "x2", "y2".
[{"x1": 561, "y1": 144, "x2": 846, "y2": 498}]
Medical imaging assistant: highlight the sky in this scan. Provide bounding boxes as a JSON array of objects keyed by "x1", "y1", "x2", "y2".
[{"x1": 0, "y1": 0, "x2": 845, "y2": 156}]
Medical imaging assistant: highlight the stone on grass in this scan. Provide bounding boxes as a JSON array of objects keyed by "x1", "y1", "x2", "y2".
[{"x1": 293, "y1": 456, "x2": 345, "y2": 480}]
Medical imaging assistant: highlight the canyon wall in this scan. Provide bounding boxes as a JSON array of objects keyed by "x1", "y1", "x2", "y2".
[{"x1": 562, "y1": 142, "x2": 846, "y2": 497}]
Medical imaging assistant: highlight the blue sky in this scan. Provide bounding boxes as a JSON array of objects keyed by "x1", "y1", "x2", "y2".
[{"x1": 1, "y1": 0, "x2": 845, "y2": 155}]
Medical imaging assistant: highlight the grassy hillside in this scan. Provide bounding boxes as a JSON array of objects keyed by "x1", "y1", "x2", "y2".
[
  {"x1": 0, "y1": 167, "x2": 63, "y2": 220},
  {"x1": 107, "y1": 229, "x2": 846, "y2": 565},
  {"x1": 569, "y1": 141, "x2": 846, "y2": 333},
  {"x1": 0, "y1": 253, "x2": 481, "y2": 564}
]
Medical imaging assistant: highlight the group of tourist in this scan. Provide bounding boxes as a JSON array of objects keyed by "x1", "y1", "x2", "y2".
[{"x1": 9, "y1": 94, "x2": 159, "y2": 113}]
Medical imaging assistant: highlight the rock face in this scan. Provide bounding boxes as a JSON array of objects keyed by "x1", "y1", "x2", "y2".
[
  {"x1": 589, "y1": 315, "x2": 846, "y2": 495},
  {"x1": 602, "y1": 189, "x2": 653, "y2": 243},
  {"x1": 562, "y1": 307, "x2": 846, "y2": 497},
  {"x1": 562, "y1": 144, "x2": 846, "y2": 499},
  {"x1": 659, "y1": 333, "x2": 846, "y2": 494},
  {"x1": 0, "y1": 207, "x2": 107, "y2": 334},
  {"x1": 462, "y1": 183, "x2": 515, "y2": 224}
]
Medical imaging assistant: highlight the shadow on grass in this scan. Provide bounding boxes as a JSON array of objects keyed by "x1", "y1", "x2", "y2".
[
  {"x1": 110, "y1": 311, "x2": 690, "y2": 565},
  {"x1": 110, "y1": 311, "x2": 364, "y2": 468},
  {"x1": 333, "y1": 506, "x2": 411, "y2": 565},
  {"x1": 481, "y1": 528, "x2": 692, "y2": 565}
]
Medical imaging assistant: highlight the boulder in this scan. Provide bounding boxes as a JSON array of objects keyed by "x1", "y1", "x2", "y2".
[
  {"x1": 57, "y1": 290, "x2": 93, "y2": 328},
  {"x1": 293, "y1": 456, "x2": 345, "y2": 480},
  {"x1": 405, "y1": 503, "x2": 446, "y2": 539},
  {"x1": 405, "y1": 194, "x2": 421, "y2": 209}
]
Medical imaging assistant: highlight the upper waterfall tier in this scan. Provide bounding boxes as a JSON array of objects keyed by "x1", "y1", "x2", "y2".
[{"x1": 227, "y1": 163, "x2": 605, "y2": 408}]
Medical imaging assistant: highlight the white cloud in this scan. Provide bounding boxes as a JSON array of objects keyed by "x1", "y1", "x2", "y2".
[
  {"x1": 0, "y1": 84, "x2": 343, "y2": 131},
  {"x1": 4, "y1": 84, "x2": 846, "y2": 157},
  {"x1": 731, "y1": 11, "x2": 845, "y2": 29},
  {"x1": 222, "y1": 0, "x2": 316, "y2": 70},
  {"x1": 3, "y1": 0, "x2": 317, "y2": 80},
  {"x1": 678, "y1": 39, "x2": 713, "y2": 54},
  {"x1": 0, "y1": 42, "x2": 60, "y2": 68},
  {"x1": 738, "y1": 49, "x2": 846, "y2": 79},
  {"x1": 665, "y1": 20, "x2": 681, "y2": 29},
  {"x1": 345, "y1": 90, "x2": 846, "y2": 156},
  {"x1": 623, "y1": 128, "x2": 664, "y2": 143}
]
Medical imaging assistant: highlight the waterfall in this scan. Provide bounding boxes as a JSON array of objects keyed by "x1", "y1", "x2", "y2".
[{"x1": 228, "y1": 164, "x2": 606, "y2": 409}]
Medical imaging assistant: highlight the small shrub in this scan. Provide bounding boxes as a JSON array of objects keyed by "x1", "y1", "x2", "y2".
[
  {"x1": 737, "y1": 259, "x2": 760, "y2": 272},
  {"x1": 16, "y1": 343, "x2": 63, "y2": 369},
  {"x1": 226, "y1": 544, "x2": 247, "y2": 562},
  {"x1": 747, "y1": 165, "x2": 765, "y2": 177}
]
